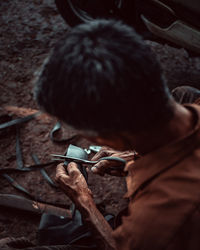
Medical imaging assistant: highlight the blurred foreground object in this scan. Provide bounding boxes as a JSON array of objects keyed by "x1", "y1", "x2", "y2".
[{"x1": 55, "y1": 0, "x2": 200, "y2": 54}]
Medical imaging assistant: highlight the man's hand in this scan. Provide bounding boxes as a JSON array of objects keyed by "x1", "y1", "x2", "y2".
[
  {"x1": 56, "y1": 162, "x2": 116, "y2": 249},
  {"x1": 55, "y1": 162, "x2": 92, "y2": 205},
  {"x1": 90, "y1": 147, "x2": 137, "y2": 176}
]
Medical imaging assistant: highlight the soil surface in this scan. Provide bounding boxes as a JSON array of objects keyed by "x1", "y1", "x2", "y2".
[{"x1": 0, "y1": 0, "x2": 200, "y2": 247}]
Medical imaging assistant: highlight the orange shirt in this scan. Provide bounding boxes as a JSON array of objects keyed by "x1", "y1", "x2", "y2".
[{"x1": 113, "y1": 104, "x2": 200, "y2": 250}]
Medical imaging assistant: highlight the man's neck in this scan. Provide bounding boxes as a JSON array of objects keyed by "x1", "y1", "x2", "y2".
[{"x1": 128, "y1": 102, "x2": 195, "y2": 155}]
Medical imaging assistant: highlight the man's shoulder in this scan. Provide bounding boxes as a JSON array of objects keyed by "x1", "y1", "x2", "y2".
[{"x1": 114, "y1": 103, "x2": 200, "y2": 249}]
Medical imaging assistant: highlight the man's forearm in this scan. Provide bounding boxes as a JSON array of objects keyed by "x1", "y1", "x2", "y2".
[{"x1": 76, "y1": 195, "x2": 116, "y2": 250}]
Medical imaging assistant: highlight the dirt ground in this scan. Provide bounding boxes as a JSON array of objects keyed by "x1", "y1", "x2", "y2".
[{"x1": 0, "y1": 0, "x2": 200, "y2": 246}]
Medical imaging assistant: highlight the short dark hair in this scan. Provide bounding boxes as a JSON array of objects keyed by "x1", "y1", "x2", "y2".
[{"x1": 35, "y1": 19, "x2": 173, "y2": 134}]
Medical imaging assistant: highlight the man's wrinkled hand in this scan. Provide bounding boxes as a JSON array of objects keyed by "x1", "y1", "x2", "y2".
[
  {"x1": 55, "y1": 162, "x2": 92, "y2": 204},
  {"x1": 90, "y1": 147, "x2": 138, "y2": 176}
]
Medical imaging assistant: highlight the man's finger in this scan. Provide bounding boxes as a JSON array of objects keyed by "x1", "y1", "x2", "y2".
[
  {"x1": 55, "y1": 163, "x2": 69, "y2": 182},
  {"x1": 91, "y1": 158, "x2": 126, "y2": 175},
  {"x1": 124, "y1": 160, "x2": 135, "y2": 172},
  {"x1": 67, "y1": 162, "x2": 81, "y2": 176},
  {"x1": 91, "y1": 147, "x2": 112, "y2": 161},
  {"x1": 91, "y1": 151, "x2": 107, "y2": 161},
  {"x1": 91, "y1": 160, "x2": 110, "y2": 175}
]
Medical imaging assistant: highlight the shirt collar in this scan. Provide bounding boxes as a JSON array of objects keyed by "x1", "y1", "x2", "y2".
[{"x1": 125, "y1": 104, "x2": 200, "y2": 198}]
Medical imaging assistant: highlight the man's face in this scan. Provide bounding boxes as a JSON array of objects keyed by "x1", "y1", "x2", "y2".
[
  {"x1": 82, "y1": 133, "x2": 130, "y2": 151},
  {"x1": 62, "y1": 123, "x2": 129, "y2": 151}
]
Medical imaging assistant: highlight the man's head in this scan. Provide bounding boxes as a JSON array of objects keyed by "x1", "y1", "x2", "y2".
[{"x1": 35, "y1": 19, "x2": 174, "y2": 147}]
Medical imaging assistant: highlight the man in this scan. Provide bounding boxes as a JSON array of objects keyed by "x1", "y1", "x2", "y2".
[{"x1": 35, "y1": 19, "x2": 200, "y2": 250}]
